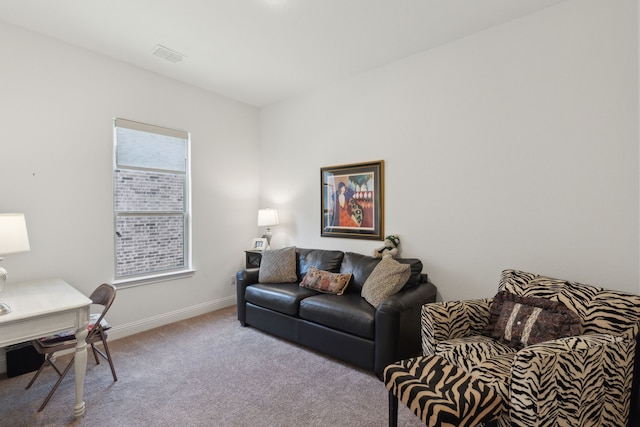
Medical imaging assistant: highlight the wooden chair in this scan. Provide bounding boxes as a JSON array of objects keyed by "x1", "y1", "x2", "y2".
[{"x1": 25, "y1": 283, "x2": 118, "y2": 411}]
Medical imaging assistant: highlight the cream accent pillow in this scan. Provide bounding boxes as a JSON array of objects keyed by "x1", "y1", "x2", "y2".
[
  {"x1": 361, "y1": 257, "x2": 411, "y2": 307},
  {"x1": 258, "y1": 246, "x2": 298, "y2": 283}
]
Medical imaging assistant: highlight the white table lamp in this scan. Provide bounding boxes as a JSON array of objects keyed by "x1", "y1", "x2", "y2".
[
  {"x1": 0, "y1": 213, "x2": 31, "y2": 315},
  {"x1": 257, "y1": 208, "x2": 279, "y2": 249}
]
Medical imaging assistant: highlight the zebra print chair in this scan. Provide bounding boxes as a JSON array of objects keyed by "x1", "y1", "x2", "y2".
[{"x1": 384, "y1": 269, "x2": 640, "y2": 427}]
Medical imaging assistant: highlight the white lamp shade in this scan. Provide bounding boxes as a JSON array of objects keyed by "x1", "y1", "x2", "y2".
[
  {"x1": 257, "y1": 209, "x2": 279, "y2": 227},
  {"x1": 0, "y1": 213, "x2": 30, "y2": 255}
]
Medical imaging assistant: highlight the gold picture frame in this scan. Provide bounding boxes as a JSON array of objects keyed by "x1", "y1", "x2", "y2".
[{"x1": 321, "y1": 160, "x2": 384, "y2": 240}]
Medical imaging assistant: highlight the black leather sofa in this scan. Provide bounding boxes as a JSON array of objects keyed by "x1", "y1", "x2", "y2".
[{"x1": 236, "y1": 248, "x2": 437, "y2": 378}]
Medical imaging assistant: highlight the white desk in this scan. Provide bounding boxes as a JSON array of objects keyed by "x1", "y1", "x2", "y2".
[{"x1": 0, "y1": 278, "x2": 91, "y2": 418}]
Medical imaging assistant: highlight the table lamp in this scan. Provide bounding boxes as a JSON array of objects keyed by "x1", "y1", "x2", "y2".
[
  {"x1": 0, "y1": 213, "x2": 31, "y2": 315},
  {"x1": 257, "y1": 208, "x2": 279, "y2": 249}
]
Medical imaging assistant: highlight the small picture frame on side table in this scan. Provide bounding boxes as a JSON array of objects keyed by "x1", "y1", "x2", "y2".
[{"x1": 250, "y1": 238, "x2": 268, "y2": 251}]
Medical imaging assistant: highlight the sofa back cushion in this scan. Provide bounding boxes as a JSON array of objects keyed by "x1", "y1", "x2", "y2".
[
  {"x1": 296, "y1": 248, "x2": 344, "y2": 282},
  {"x1": 498, "y1": 269, "x2": 640, "y2": 336},
  {"x1": 398, "y1": 258, "x2": 424, "y2": 288},
  {"x1": 340, "y1": 252, "x2": 423, "y2": 293}
]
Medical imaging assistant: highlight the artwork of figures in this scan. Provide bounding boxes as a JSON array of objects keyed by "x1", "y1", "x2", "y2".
[{"x1": 321, "y1": 160, "x2": 384, "y2": 240}]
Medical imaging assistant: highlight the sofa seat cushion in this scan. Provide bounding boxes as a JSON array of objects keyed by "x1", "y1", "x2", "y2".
[
  {"x1": 469, "y1": 353, "x2": 515, "y2": 404},
  {"x1": 245, "y1": 283, "x2": 318, "y2": 316},
  {"x1": 435, "y1": 335, "x2": 517, "y2": 372},
  {"x1": 299, "y1": 293, "x2": 375, "y2": 339}
]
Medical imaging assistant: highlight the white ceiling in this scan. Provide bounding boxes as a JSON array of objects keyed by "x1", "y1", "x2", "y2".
[{"x1": 0, "y1": 0, "x2": 566, "y2": 107}]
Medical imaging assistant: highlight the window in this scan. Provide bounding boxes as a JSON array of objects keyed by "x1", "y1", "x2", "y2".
[{"x1": 113, "y1": 118, "x2": 191, "y2": 282}]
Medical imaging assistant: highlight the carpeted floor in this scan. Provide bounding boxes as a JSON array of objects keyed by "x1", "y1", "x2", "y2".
[{"x1": 0, "y1": 306, "x2": 424, "y2": 427}]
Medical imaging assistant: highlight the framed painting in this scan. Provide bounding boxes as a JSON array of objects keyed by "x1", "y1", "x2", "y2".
[{"x1": 321, "y1": 160, "x2": 384, "y2": 240}]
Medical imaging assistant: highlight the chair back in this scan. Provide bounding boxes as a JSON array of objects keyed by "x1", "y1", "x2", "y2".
[
  {"x1": 87, "y1": 283, "x2": 116, "y2": 341},
  {"x1": 498, "y1": 269, "x2": 640, "y2": 336}
]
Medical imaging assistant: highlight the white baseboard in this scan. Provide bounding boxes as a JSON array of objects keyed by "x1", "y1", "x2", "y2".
[
  {"x1": 106, "y1": 295, "x2": 236, "y2": 341},
  {"x1": 0, "y1": 297, "x2": 236, "y2": 375}
]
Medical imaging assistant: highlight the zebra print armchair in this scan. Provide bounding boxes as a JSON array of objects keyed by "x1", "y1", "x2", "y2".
[{"x1": 384, "y1": 269, "x2": 640, "y2": 427}]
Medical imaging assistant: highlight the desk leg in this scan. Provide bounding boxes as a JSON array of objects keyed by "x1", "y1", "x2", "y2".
[{"x1": 73, "y1": 327, "x2": 88, "y2": 418}]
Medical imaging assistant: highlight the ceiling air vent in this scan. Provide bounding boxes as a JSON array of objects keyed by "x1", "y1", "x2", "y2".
[{"x1": 152, "y1": 44, "x2": 186, "y2": 63}]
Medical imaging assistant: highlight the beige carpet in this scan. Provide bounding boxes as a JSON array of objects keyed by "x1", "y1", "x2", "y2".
[{"x1": 0, "y1": 306, "x2": 425, "y2": 427}]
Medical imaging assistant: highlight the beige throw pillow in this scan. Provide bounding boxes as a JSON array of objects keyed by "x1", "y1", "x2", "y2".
[
  {"x1": 258, "y1": 246, "x2": 297, "y2": 283},
  {"x1": 361, "y1": 257, "x2": 411, "y2": 307}
]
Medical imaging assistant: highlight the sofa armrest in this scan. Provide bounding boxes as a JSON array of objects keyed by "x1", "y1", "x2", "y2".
[
  {"x1": 236, "y1": 268, "x2": 259, "y2": 325},
  {"x1": 421, "y1": 298, "x2": 492, "y2": 355},
  {"x1": 509, "y1": 329, "x2": 638, "y2": 427},
  {"x1": 373, "y1": 280, "x2": 437, "y2": 377}
]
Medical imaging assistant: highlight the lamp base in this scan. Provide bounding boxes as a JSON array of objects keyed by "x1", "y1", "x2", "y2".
[
  {"x1": 0, "y1": 264, "x2": 8, "y2": 315},
  {"x1": 0, "y1": 301, "x2": 10, "y2": 315},
  {"x1": 262, "y1": 228, "x2": 273, "y2": 250}
]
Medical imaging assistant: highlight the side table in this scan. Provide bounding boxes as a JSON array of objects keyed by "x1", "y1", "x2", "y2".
[{"x1": 244, "y1": 250, "x2": 263, "y2": 268}]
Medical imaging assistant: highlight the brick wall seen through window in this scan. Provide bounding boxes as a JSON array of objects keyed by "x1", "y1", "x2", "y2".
[{"x1": 113, "y1": 118, "x2": 191, "y2": 279}]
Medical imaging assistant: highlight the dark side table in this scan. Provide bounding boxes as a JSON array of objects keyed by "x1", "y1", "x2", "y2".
[{"x1": 244, "y1": 250, "x2": 263, "y2": 268}]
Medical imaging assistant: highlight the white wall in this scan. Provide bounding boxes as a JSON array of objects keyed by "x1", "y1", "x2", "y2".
[
  {"x1": 1, "y1": 0, "x2": 638, "y2": 374},
  {"x1": 260, "y1": 0, "x2": 640, "y2": 300},
  {"x1": 0, "y1": 21, "x2": 260, "y2": 369}
]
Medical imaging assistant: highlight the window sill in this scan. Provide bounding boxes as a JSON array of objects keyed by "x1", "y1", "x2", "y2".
[{"x1": 112, "y1": 269, "x2": 196, "y2": 289}]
